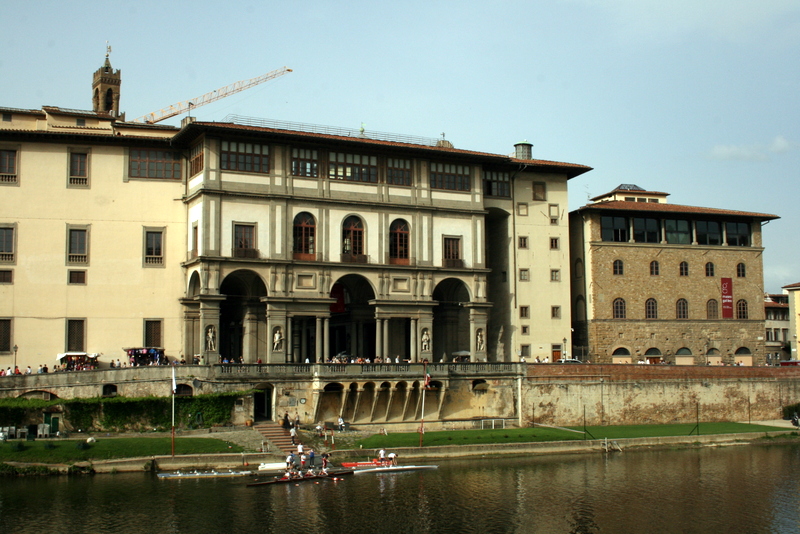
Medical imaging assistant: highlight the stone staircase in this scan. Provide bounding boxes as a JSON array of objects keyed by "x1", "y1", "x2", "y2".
[{"x1": 253, "y1": 422, "x2": 297, "y2": 454}]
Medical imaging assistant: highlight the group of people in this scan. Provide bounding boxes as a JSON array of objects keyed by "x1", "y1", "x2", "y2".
[
  {"x1": 377, "y1": 448, "x2": 399, "y2": 466},
  {"x1": 2, "y1": 364, "x2": 62, "y2": 376},
  {"x1": 282, "y1": 447, "x2": 331, "y2": 479}
]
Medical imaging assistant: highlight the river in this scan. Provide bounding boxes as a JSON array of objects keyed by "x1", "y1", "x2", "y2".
[{"x1": 1, "y1": 443, "x2": 798, "y2": 533}]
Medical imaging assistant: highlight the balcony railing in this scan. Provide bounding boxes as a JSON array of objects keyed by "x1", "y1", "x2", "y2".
[
  {"x1": 68, "y1": 254, "x2": 88, "y2": 264},
  {"x1": 444, "y1": 258, "x2": 464, "y2": 268},
  {"x1": 233, "y1": 248, "x2": 259, "y2": 259},
  {"x1": 340, "y1": 253, "x2": 368, "y2": 264},
  {"x1": 0, "y1": 174, "x2": 18, "y2": 184}
]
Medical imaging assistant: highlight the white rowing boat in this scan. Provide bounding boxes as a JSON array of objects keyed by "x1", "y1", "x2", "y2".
[{"x1": 352, "y1": 465, "x2": 438, "y2": 475}]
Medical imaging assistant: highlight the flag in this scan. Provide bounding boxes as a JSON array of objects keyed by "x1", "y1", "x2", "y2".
[{"x1": 171, "y1": 366, "x2": 177, "y2": 395}]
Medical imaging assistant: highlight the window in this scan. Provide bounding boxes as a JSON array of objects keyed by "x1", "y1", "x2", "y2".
[
  {"x1": 68, "y1": 270, "x2": 86, "y2": 284},
  {"x1": 696, "y1": 220, "x2": 722, "y2": 245},
  {"x1": 613, "y1": 260, "x2": 624, "y2": 275},
  {"x1": 726, "y1": 222, "x2": 751, "y2": 247},
  {"x1": 520, "y1": 345, "x2": 531, "y2": 357},
  {"x1": 601, "y1": 216, "x2": 629, "y2": 242},
  {"x1": 704, "y1": 262, "x2": 715, "y2": 277},
  {"x1": 520, "y1": 306, "x2": 529, "y2": 318},
  {"x1": 189, "y1": 143, "x2": 203, "y2": 176},
  {"x1": 389, "y1": 219, "x2": 410, "y2": 264},
  {"x1": 519, "y1": 269, "x2": 530, "y2": 281},
  {"x1": 737, "y1": 263, "x2": 746, "y2": 278},
  {"x1": 533, "y1": 182, "x2": 546, "y2": 201},
  {"x1": 0, "y1": 270, "x2": 11, "y2": 284},
  {"x1": 67, "y1": 227, "x2": 89, "y2": 265},
  {"x1": 550, "y1": 269, "x2": 560, "y2": 282},
  {"x1": 665, "y1": 219, "x2": 691, "y2": 244},
  {"x1": 650, "y1": 261, "x2": 660, "y2": 276},
  {"x1": 0, "y1": 149, "x2": 17, "y2": 184},
  {"x1": 645, "y1": 298, "x2": 658, "y2": 319},
  {"x1": 736, "y1": 300, "x2": 749, "y2": 320},
  {"x1": 76, "y1": 118, "x2": 86, "y2": 127},
  {"x1": 291, "y1": 148, "x2": 318, "y2": 177},
  {"x1": 521, "y1": 325, "x2": 529, "y2": 335},
  {"x1": 67, "y1": 319, "x2": 85, "y2": 352},
  {"x1": 550, "y1": 237, "x2": 560, "y2": 250},
  {"x1": 144, "y1": 229, "x2": 165, "y2": 265},
  {"x1": 0, "y1": 319, "x2": 11, "y2": 351},
  {"x1": 430, "y1": 163, "x2": 470, "y2": 191},
  {"x1": 69, "y1": 151, "x2": 89, "y2": 186},
  {"x1": 0, "y1": 226, "x2": 14, "y2": 263},
  {"x1": 518, "y1": 236, "x2": 528, "y2": 249},
  {"x1": 233, "y1": 224, "x2": 257, "y2": 258},
  {"x1": 549, "y1": 204, "x2": 559, "y2": 225},
  {"x1": 293, "y1": 212, "x2": 316, "y2": 259},
  {"x1": 633, "y1": 218, "x2": 660, "y2": 243},
  {"x1": 145, "y1": 320, "x2": 162, "y2": 347},
  {"x1": 329, "y1": 152, "x2": 377, "y2": 183},
  {"x1": 517, "y1": 203, "x2": 528, "y2": 216},
  {"x1": 191, "y1": 224, "x2": 199, "y2": 259},
  {"x1": 342, "y1": 216, "x2": 365, "y2": 260},
  {"x1": 443, "y1": 237, "x2": 462, "y2": 268},
  {"x1": 613, "y1": 298, "x2": 626, "y2": 319},
  {"x1": 129, "y1": 149, "x2": 182, "y2": 179},
  {"x1": 1, "y1": 113, "x2": 10, "y2": 122},
  {"x1": 221, "y1": 141, "x2": 269, "y2": 173},
  {"x1": 676, "y1": 299, "x2": 688, "y2": 319},
  {"x1": 387, "y1": 158, "x2": 412, "y2": 186},
  {"x1": 483, "y1": 170, "x2": 510, "y2": 197},
  {"x1": 707, "y1": 299, "x2": 719, "y2": 319},
  {"x1": 551, "y1": 306, "x2": 561, "y2": 319},
  {"x1": 679, "y1": 261, "x2": 689, "y2": 277}
]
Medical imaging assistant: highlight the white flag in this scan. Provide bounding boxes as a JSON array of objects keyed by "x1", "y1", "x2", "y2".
[{"x1": 171, "y1": 366, "x2": 177, "y2": 394}]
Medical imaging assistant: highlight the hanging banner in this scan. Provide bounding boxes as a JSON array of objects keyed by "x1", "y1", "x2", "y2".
[{"x1": 721, "y1": 277, "x2": 733, "y2": 318}]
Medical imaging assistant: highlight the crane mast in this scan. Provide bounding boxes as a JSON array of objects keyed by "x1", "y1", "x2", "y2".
[{"x1": 133, "y1": 66, "x2": 292, "y2": 124}]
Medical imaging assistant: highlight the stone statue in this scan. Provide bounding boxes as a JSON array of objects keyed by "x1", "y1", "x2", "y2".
[
  {"x1": 273, "y1": 326, "x2": 284, "y2": 352},
  {"x1": 476, "y1": 329, "x2": 485, "y2": 352},
  {"x1": 205, "y1": 325, "x2": 216, "y2": 352},
  {"x1": 421, "y1": 328, "x2": 430, "y2": 352}
]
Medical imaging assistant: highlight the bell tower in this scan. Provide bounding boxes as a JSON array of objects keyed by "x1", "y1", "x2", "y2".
[{"x1": 92, "y1": 44, "x2": 121, "y2": 116}]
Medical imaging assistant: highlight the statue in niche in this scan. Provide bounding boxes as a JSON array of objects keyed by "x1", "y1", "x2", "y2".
[
  {"x1": 205, "y1": 325, "x2": 217, "y2": 352},
  {"x1": 421, "y1": 328, "x2": 430, "y2": 352},
  {"x1": 476, "y1": 329, "x2": 485, "y2": 352},
  {"x1": 273, "y1": 326, "x2": 284, "y2": 352}
]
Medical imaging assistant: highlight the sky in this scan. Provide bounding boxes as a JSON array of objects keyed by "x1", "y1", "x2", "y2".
[{"x1": 2, "y1": 0, "x2": 798, "y2": 292}]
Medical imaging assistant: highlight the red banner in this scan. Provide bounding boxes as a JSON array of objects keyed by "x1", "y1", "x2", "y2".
[{"x1": 721, "y1": 278, "x2": 733, "y2": 318}]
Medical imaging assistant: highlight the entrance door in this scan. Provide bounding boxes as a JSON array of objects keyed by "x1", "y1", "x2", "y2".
[{"x1": 43, "y1": 413, "x2": 60, "y2": 434}]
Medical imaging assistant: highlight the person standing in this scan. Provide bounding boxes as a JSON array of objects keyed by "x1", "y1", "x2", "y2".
[
  {"x1": 338, "y1": 416, "x2": 345, "y2": 432},
  {"x1": 309, "y1": 449, "x2": 315, "y2": 468},
  {"x1": 388, "y1": 452, "x2": 398, "y2": 466},
  {"x1": 289, "y1": 425, "x2": 298, "y2": 445},
  {"x1": 379, "y1": 448, "x2": 386, "y2": 465}
]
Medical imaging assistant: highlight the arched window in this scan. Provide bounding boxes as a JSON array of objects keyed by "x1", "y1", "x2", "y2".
[
  {"x1": 612, "y1": 347, "x2": 631, "y2": 356},
  {"x1": 736, "y1": 299, "x2": 748, "y2": 319},
  {"x1": 676, "y1": 298, "x2": 688, "y2": 319},
  {"x1": 613, "y1": 298, "x2": 626, "y2": 319},
  {"x1": 707, "y1": 299, "x2": 719, "y2": 319},
  {"x1": 679, "y1": 261, "x2": 689, "y2": 276},
  {"x1": 389, "y1": 219, "x2": 409, "y2": 265},
  {"x1": 737, "y1": 263, "x2": 746, "y2": 278},
  {"x1": 676, "y1": 347, "x2": 692, "y2": 355},
  {"x1": 342, "y1": 216, "x2": 364, "y2": 256},
  {"x1": 613, "y1": 259, "x2": 624, "y2": 275},
  {"x1": 705, "y1": 262, "x2": 715, "y2": 277},
  {"x1": 645, "y1": 298, "x2": 658, "y2": 319},
  {"x1": 293, "y1": 212, "x2": 316, "y2": 259},
  {"x1": 650, "y1": 261, "x2": 660, "y2": 276}
]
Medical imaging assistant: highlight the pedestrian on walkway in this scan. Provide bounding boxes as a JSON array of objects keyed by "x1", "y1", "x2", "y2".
[{"x1": 290, "y1": 425, "x2": 298, "y2": 445}]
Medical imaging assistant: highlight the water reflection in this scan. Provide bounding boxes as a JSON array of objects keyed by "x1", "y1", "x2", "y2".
[{"x1": 1, "y1": 444, "x2": 799, "y2": 533}]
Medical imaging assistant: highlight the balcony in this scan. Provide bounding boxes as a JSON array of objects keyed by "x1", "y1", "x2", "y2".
[
  {"x1": 0, "y1": 174, "x2": 17, "y2": 184},
  {"x1": 444, "y1": 258, "x2": 464, "y2": 269},
  {"x1": 340, "y1": 253, "x2": 368, "y2": 264},
  {"x1": 233, "y1": 248, "x2": 259, "y2": 259},
  {"x1": 68, "y1": 254, "x2": 88, "y2": 264}
]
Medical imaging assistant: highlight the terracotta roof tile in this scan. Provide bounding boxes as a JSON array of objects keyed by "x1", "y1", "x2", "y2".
[{"x1": 576, "y1": 200, "x2": 779, "y2": 220}]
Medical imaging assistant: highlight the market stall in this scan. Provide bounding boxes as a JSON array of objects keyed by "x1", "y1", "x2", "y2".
[
  {"x1": 56, "y1": 352, "x2": 100, "y2": 371},
  {"x1": 122, "y1": 347, "x2": 167, "y2": 366}
]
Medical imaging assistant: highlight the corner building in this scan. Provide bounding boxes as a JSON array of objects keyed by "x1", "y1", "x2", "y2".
[
  {"x1": 569, "y1": 185, "x2": 778, "y2": 365},
  {"x1": 0, "y1": 56, "x2": 591, "y2": 369}
]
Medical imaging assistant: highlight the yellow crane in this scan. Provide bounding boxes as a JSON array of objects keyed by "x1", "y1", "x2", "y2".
[{"x1": 132, "y1": 66, "x2": 292, "y2": 124}]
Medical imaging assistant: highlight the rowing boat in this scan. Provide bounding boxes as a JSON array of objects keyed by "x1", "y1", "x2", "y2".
[
  {"x1": 157, "y1": 469, "x2": 256, "y2": 479},
  {"x1": 246, "y1": 470, "x2": 354, "y2": 487},
  {"x1": 352, "y1": 465, "x2": 438, "y2": 475},
  {"x1": 341, "y1": 459, "x2": 384, "y2": 468}
]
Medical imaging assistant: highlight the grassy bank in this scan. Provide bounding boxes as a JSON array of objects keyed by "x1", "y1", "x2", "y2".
[
  {"x1": 354, "y1": 422, "x2": 793, "y2": 449},
  {"x1": 0, "y1": 437, "x2": 243, "y2": 464}
]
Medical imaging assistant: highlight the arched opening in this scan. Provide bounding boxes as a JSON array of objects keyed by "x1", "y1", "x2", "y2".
[
  {"x1": 175, "y1": 384, "x2": 193, "y2": 397},
  {"x1": 432, "y1": 278, "x2": 471, "y2": 362},
  {"x1": 102, "y1": 384, "x2": 118, "y2": 397},
  {"x1": 218, "y1": 269, "x2": 268, "y2": 363},
  {"x1": 611, "y1": 347, "x2": 631, "y2": 364},
  {"x1": 315, "y1": 382, "x2": 345, "y2": 424},
  {"x1": 644, "y1": 347, "x2": 662, "y2": 364},
  {"x1": 327, "y1": 274, "x2": 378, "y2": 360}
]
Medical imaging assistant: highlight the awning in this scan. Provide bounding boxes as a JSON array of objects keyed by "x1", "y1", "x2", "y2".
[{"x1": 56, "y1": 352, "x2": 100, "y2": 361}]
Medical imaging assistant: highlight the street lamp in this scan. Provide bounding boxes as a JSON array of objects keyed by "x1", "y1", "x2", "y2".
[{"x1": 13, "y1": 344, "x2": 18, "y2": 370}]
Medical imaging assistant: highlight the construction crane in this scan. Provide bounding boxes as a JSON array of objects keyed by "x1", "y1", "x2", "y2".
[{"x1": 132, "y1": 66, "x2": 292, "y2": 124}]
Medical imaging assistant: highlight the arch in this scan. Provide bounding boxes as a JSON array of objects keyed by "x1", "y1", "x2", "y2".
[
  {"x1": 175, "y1": 384, "x2": 193, "y2": 397},
  {"x1": 432, "y1": 278, "x2": 472, "y2": 361},
  {"x1": 645, "y1": 348, "x2": 662, "y2": 355},
  {"x1": 613, "y1": 298, "x2": 626, "y2": 319},
  {"x1": 218, "y1": 269, "x2": 269, "y2": 363},
  {"x1": 736, "y1": 299, "x2": 749, "y2": 319},
  {"x1": 102, "y1": 384, "x2": 118, "y2": 397},
  {"x1": 612, "y1": 347, "x2": 631, "y2": 355},
  {"x1": 735, "y1": 347, "x2": 752, "y2": 355},
  {"x1": 103, "y1": 88, "x2": 114, "y2": 112},
  {"x1": 389, "y1": 218, "x2": 410, "y2": 265},
  {"x1": 574, "y1": 257, "x2": 584, "y2": 278},
  {"x1": 328, "y1": 274, "x2": 378, "y2": 359},
  {"x1": 341, "y1": 215, "x2": 365, "y2": 257},
  {"x1": 707, "y1": 348, "x2": 720, "y2": 355},
  {"x1": 676, "y1": 298, "x2": 688, "y2": 319},
  {"x1": 472, "y1": 378, "x2": 489, "y2": 391},
  {"x1": 613, "y1": 259, "x2": 624, "y2": 275},
  {"x1": 676, "y1": 347, "x2": 693, "y2": 355},
  {"x1": 187, "y1": 270, "x2": 202, "y2": 298},
  {"x1": 645, "y1": 298, "x2": 658, "y2": 319},
  {"x1": 293, "y1": 212, "x2": 316, "y2": 259},
  {"x1": 573, "y1": 295, "x2": 586, "y2": 321}
]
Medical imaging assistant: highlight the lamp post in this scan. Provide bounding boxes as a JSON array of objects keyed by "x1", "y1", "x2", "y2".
[{"x1": 13, "y1": 344, "x2": 18, "y2": 370}]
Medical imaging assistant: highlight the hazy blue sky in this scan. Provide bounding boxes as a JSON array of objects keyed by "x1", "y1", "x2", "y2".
[{"x1": 3, "y1": 0, "x2": 798, "y2": 292}]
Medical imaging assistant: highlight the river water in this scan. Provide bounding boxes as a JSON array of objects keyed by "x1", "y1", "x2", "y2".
[{"x1": 1, "y1": 443, "x2": 799, "y2": 533}]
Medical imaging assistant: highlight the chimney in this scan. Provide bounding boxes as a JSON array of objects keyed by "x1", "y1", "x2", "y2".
[{"x1": 514, "y1": 141, "x2": 532, "y2": 160}]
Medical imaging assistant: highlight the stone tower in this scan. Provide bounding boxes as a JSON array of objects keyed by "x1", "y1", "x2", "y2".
[{"x1": 92, "y1": 49, "x2": 121, "y2": 116}]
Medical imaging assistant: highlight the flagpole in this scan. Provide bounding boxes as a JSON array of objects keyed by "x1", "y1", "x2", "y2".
[
  {"x1": 419, "y1": 360, "x2": 427, "y2": 447},
  {"x1": 171, "y1": 366, "x2": 176, "y2": 457}
]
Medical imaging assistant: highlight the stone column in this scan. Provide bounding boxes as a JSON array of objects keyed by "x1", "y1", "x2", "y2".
[
  {"x1": 410, "y1": 318, "x2": 418, "y2": 362},
  {"x1": 315, "y1": 316, "x2": 323, "y2": 363},
  {"x1": 323, "y1": 317, "x2": 330, "y2": 362},
  {"x1": 376, "y1": 318, "x2": 383, "y2": 360},
  {"x1": 286, "y1": 317, "x2": 293, "y2": 363},
  {"x1": 383, "y1": 318, "x2": 390, "y2": 361},
  {"x1": 300, "y1": 318, "x2": 308, "y2": 362}
]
